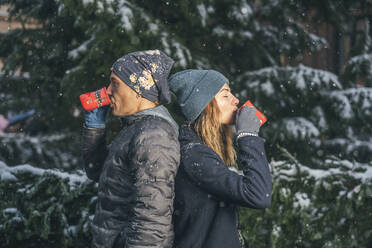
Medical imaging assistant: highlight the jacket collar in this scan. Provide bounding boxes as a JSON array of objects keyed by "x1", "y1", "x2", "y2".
[
  {"x1": 179, "y1": 124, "x2": 202, "y2": 145},
  {"x1": 120, "y1": 105, "x2": 179, "y2": 134},
  {"x1": 120, "y1": 112, "x2": 144, "y2": 127}
]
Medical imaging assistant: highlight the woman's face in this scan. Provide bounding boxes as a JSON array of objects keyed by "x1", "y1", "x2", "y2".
[{"x1": 215, "y1": 83, "x2": 239, "y2": 125}]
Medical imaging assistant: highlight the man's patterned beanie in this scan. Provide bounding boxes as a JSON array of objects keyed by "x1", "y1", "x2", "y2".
[{"x1": 111, "y1": 50, "x2": 174, "y2": 104}]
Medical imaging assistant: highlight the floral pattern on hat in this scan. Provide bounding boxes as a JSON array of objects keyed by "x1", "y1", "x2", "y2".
[
  {"x1": 111, "y1": 50, "x2": 174, "y2": 104},
  {"x1": 138, "y1": 69, "x2": 155, "y2": 90}
]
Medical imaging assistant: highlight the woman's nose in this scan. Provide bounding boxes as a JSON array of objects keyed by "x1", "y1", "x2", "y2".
[{"x1": 233, "y1": 96, "x2": 239, "y2": 106}]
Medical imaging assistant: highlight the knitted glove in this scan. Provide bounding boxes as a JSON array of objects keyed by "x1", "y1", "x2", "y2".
[
  {"x1": 235, "y1": 106, "x2": 261, "y2": 140},
  {"x1": 84, "y1": 105, "x2": 110, "y2": 128}
]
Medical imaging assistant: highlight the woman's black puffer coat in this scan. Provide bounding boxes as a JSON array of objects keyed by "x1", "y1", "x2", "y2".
[
  {"x1": 173, "y1": 124, "x2": 272, "y2": 248},
  {"x1": 81, "y1": 106, "x2": 180, "y2": 248}
]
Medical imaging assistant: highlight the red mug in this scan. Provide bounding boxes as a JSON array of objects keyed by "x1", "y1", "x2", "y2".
[
  {"x1": 240, "y1": 100, "x2": 267, "y2": 126},
  {"x1": 80, "y1": 87, "x2": 111, "y2": 111}
]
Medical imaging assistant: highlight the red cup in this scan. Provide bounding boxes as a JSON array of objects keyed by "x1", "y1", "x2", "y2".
[
  {"x1": 240, "y1": 100, "x2": 267, "y2": 126},
  {"x1": 80, "y1": 87, "x2": 111, "y2": 111}
]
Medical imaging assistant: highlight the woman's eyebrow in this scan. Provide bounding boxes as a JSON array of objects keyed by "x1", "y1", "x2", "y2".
[{"x1": 220, "y1": 88, "x2": 230, "y2": 93}]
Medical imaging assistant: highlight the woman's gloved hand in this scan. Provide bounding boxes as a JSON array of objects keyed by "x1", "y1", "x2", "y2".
[
  {"x1": 84, "y1": 105, "x2": 110, "y2": 128},
  {"x1": 235, "y1": 106, "x2": 261, "y2": 139}
]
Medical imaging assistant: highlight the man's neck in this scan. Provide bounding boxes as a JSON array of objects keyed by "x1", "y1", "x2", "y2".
[{"x1": 137, "y1": 98, "x2": 158, "y2": 112}]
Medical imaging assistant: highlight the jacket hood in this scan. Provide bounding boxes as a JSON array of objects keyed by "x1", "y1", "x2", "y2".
[{"x1": 121, "y1": 105, "x2": 179, "y2": 135}]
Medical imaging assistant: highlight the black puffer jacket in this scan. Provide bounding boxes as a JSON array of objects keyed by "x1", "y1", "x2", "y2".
[
  {"x1": 173, "y1": 125, "x2": 272, "y2": 248},
  {"x1": 81, "y1": 106, "x2": 180, "y2": 248}
]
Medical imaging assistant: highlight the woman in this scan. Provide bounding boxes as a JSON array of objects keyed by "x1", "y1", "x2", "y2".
[{"x1": 168, "y1": 69, "x2": 272, "y2": 248}]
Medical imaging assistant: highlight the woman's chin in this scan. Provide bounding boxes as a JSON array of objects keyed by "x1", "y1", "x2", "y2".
[{"x1": 220, "y1": 118, "x2": 234, "y2": 125}]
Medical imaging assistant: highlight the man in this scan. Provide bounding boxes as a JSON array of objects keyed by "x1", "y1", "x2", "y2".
[{"x1": 81, "y1": 50, "x2": 180, "y2": 248}]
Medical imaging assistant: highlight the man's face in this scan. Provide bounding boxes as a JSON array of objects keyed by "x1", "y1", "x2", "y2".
[{"x1": 107, "y1": 73, "x2": 142, "y2": 116}]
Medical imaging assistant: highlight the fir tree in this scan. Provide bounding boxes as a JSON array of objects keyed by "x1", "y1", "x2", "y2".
[{"x1": 0, "y1": 0, "x2": 371, "y2": 247}]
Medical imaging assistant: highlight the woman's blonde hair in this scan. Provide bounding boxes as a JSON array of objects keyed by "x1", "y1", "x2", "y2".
[{"x1": 192, "y1": 99, "x2": 237, "y2": 168}]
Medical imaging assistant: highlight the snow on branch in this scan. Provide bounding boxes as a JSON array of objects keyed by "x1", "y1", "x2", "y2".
[
  {"x1": 347, "y1": 53, "x2": 372, "y2": 68},
  {"x1": 239, "y1": 64, "x2": 342, "y2": 100},
  {"x1": 257, "y1": 22, "x2": 327, "y2": 55},
  {"x1": 323, "y1": 137, "x2": 372, "y2": 159},
  {"x1": 322, "y1": 88, "x2": 372, "y2": 120},
  {"x1": 115, "y1": 0, "x2": 134, "y2": 31},
  {"x1": 0, "y1": 132, "x2": 79, "y2": 169},
  {"x1": 273, "y1": 117, "x2": 320, "y2": 141},
  {"x1": 197, "y1": 4, "x2": 208, "y2": 27},
  {"x1": 229, "y1": 1, "x2": 253, "y2": 23},
  {"x1": 82, "y1": 0, "x2": 134, "y2": 31},
  {"x1": 288, "y1": 19, "x2": 328, "y2": 52},
  {"x1": 213, "y1": 26, "x2": 234, "y2": 39},
  {"x1": 161, "y1": 32, "x2": 192, "y2": 67},
  {"x1": 345, "y1": 53, "x2": 372, "y2": 87},
  {"x1": 271, "y1": 156, "x2": 372, "y2": 184},
  {"x1": 0, "y1": 161, "x2": 87, "y2": 189},
  {"x1": 68, "y1": 36, "x2": 95, "y2": 60}
]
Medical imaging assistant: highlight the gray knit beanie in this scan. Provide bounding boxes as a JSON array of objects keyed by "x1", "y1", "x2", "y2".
[{"x1": 168, "y1": 69, "x2": 228, "y2": 121}]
